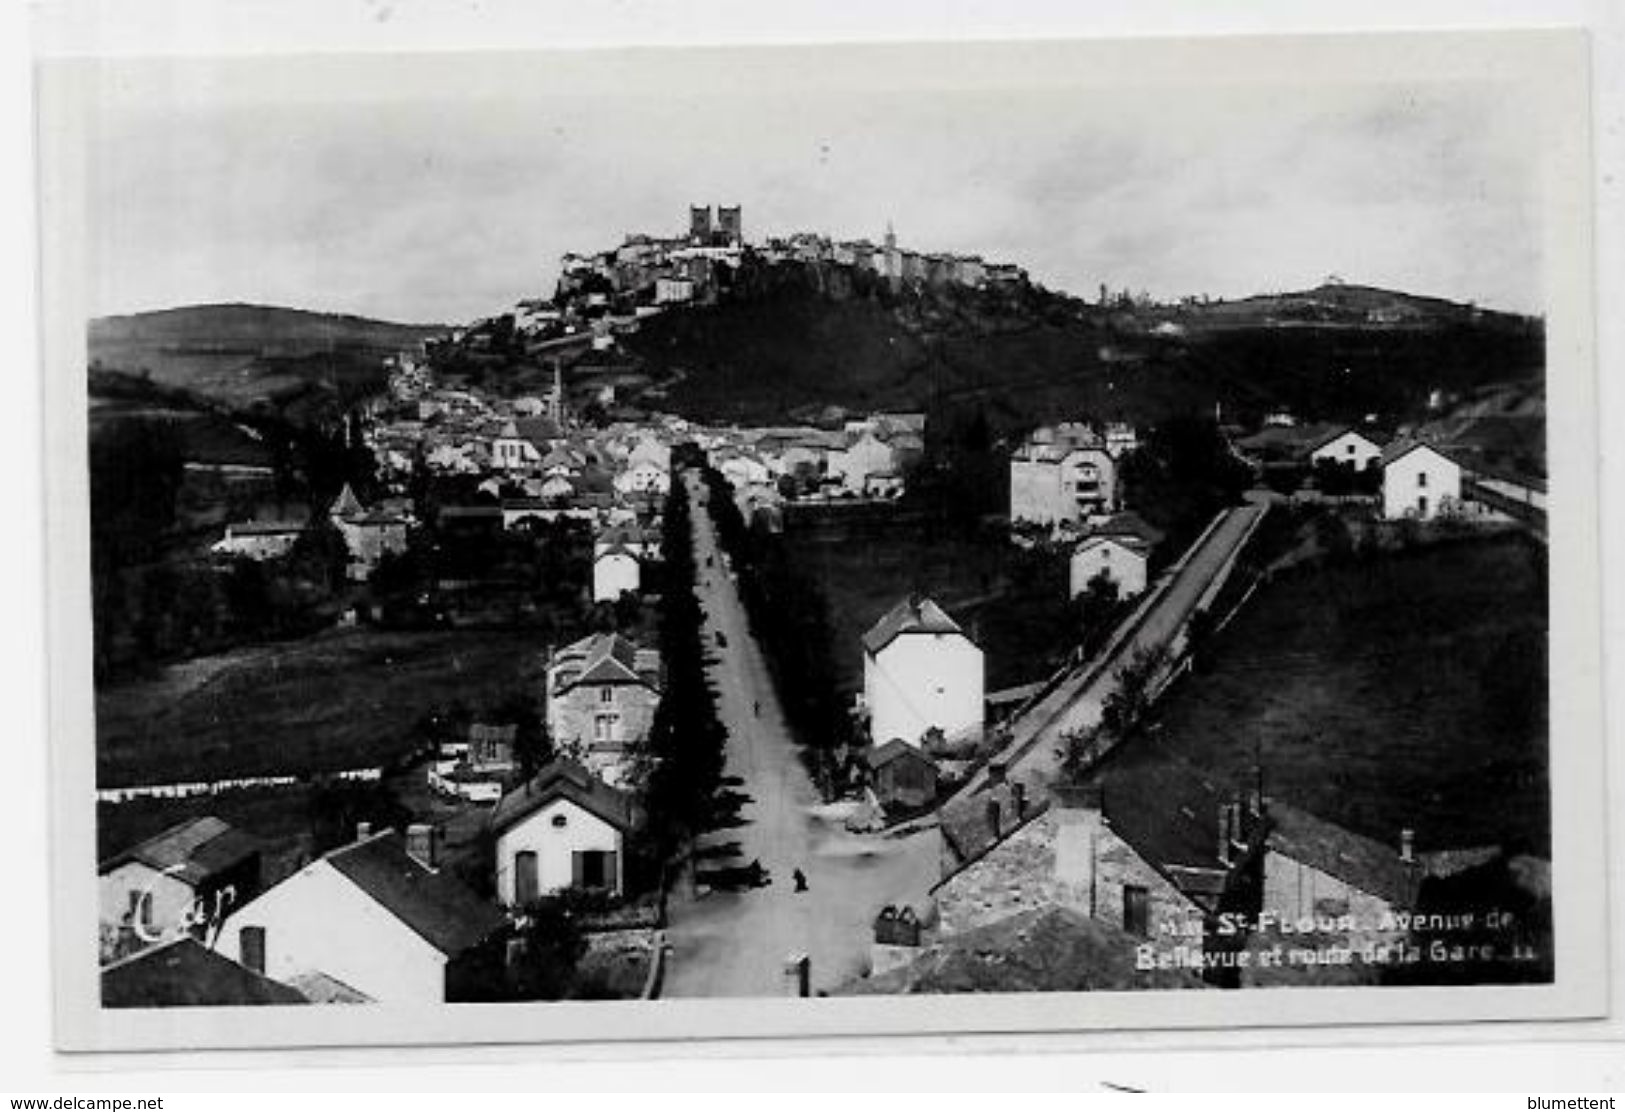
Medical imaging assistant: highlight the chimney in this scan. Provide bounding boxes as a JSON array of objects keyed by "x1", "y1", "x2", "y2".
[
  {"x1": 985, "y1": 798, "x2": 1002, "y2": 839},
  {"x1": 783, "y1": 953, "x2": 810, "y2": 997},
  {"x1": 1053, "y1": 784, "x2": 1105, "y2": 907},
  {"x1": 355, "y1": 821, "x2": 373, "y2": 843},
  {"x1": 406, "y1": 823, "x2": 440, "y2": 870},
  {"x1": 1011, "y1": 781, "x2": 1028, "y2": 821},
  {"x1": 987, "y1": 760, "x2": 1007, "y2": 787},
  {"x1": 1400, "y1": 828, "x2": 1415, "y2": 864}
]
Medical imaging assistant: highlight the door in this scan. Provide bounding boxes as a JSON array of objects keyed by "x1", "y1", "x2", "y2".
[
  {"x1": 514, "y1": 850, "x2": 539, "y2": 906},
  {"x1": 1123, "y1": 885, "x2": 1151, "y2": 938}
]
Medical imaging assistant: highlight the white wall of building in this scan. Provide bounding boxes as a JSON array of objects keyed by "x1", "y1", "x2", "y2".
[
  {"x1": 592, "y1": 552, "x2": 641, "y2": 602},
  {"x1": 1382, "y1": 447, "x2": 1461, "y2": 520},
  {"x1": 221, "y1": 860, "x2": 446, "y2": 1004},
  {"x1": 1069, "y1": 539, "x2": 1148, "y2": 599},
  {"x1": 1010, "y1": 448, "x2": 1117, "y2": 526},
  {"x1": 864, "y1": 632, "x2": 984, "y2": 747},
  {"x1": 494, "y1": 798, "x2": 625, "y2": 905},
  {"x1": 98, "y1": 864, "x2": 196, "y2": 941},
  {"x1": 1311, "y1": 431, "x2": 1383, "y2": 471}
]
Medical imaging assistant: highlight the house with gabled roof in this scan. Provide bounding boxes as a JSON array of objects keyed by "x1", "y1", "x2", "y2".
[
  {"x1": 1070, "y1": 534, "x2": 1151, "y2": 600},
  {"x1": 210, "y1": 518, "x2": 307, "y2": 561},
  {"x1": 220, "y1": 828, "x2": 506, "y2": 1004},
  {"x1": 592, "y1": 542, "x2": 641, "y2": 602},
  {"x1": 1381, "y1": 439, "x2": 1463, "y2": 521},
  {"x1": 99, "y1": 817, "x2": 264, "y2": 955},
  {"x1": 490, "y1": 758, "x2": 642, "y2": 905},
  {"x1": 861, "y1": 596, "x2": 984, "y2": 750},
  {"x1": 545, "y1": 633, "x2": 662, "y2": 785},
  {"x1": 328, "y1": 483, "x2": 409, "y2": 581},
  {"x1": 1308, "y1": 426, "x2": 1386, "y2": 471}
]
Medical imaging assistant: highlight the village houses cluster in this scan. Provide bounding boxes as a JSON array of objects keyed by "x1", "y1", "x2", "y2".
[{"x1": 97, "y1": 205, "x2": 1547, "y2": 1006}]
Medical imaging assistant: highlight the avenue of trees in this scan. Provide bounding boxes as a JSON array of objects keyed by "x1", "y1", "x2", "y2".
[{"x1": 701, "y1": 467, "x2": 852, "y2": 795}]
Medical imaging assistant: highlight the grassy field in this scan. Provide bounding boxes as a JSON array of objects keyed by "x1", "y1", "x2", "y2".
[
  {"x1": 95, "y1": 627, "x2": 546, "y2": 788},
  {"x1": 1147, "y1": 533, "x2": 1549, "y2": 855},
  {"x1": 781, "y1": 506, "x2": 1076, "y2": 695}
]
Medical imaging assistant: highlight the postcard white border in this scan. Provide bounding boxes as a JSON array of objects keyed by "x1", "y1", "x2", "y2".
[{"x1": 36, "y1": 27, "x2": 1610, "y2": 1056}]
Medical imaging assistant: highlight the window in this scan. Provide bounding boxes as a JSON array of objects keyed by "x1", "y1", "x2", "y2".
[
  {"x1": 1417, "y1": 470, "x2": 1428, "y2": 489},
  {"x1": 599, "y1": 686, "x2": 614, "y2": 704},
  {"x1": 1123, "y1": 885, "x2": 1151, "y2": 938},
  {"x1": 594, "y1": 713, "x2": 619, "y2": 742},
  {"x1": 1347, "y1": 444, "x2": 1356, "y2": 456},
  {"x1": 239, "y1": 926, "x2": 266, "y2": 974},
  {"x1": 572, "y1": 850, "x2": 617, "y2": 891},
  {"x1": 1418, "y1": 495, "x2": 1429, "y2": 516}
]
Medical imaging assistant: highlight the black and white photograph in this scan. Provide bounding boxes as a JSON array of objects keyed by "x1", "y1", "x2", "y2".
[{"x1": 32, "y1": 17, "x2": 1608, "y2": 1055}]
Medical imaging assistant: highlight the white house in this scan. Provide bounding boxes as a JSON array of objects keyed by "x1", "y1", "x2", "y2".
[
  {"x1": 592, "y1": 544, "x2": 641, "y2": 602},
  {"x1": 614, "y1": 459, "x2": 671, "y2": 496},
  {"x1": 1309, "y1": 427, "x2": 1385, "y2": 472},
  {"x1": 627, "y1": 436, "x2": 672, "y2": 472},
  {"x1": 654, "y1": 276, "x2": 694, "y2": 305},
  {"x1": 719, "y1": 452, "x2": 772, "y2": 489},
  {"x1": 1010, "y1": 444, "x2": 1118, "y2": 527},
  {"x1": 491, "y1": 422, "x2": 543, "y2": 472},
  {"x1": 862, "y1": 596, "x2": 984, "y2": 749},
  {"x1": 211, "y1": 520, "x2": 306, "y2": 561},
  {"x1": 1381, "y1": 441, "x2": 1463, "y2": 521},
  {"x1": 830, "y1": 431, "x2": 897, "y2": 494},
  {"x1": 1069, "y1": 535, "x2": 1150, "y2": 600},
  {"x1": 220, "y1": 828, "x2": 505, "y2": 1004},
  {"x1": 490, "y1": 759, "x2": 640, "y2": 905}
]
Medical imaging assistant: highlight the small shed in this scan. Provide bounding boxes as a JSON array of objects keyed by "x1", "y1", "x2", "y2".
[{"x1": 866, "y1": 739, "x2": 941, "y2": 811}]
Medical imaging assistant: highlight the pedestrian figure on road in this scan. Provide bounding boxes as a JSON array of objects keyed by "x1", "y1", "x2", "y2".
[
  {"x1": 753, "y1": 700, "x2": 760, "y2": 717},
  {"x1": 793, "y1": 868, "x2": 808, "y2": 893}
]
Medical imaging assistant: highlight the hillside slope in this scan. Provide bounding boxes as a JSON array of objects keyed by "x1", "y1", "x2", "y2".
[
  {"x1": 89, "y1": 303, "x2": 446, "y2": 415},
  {"x1": 623, "y1": 273, "x2": 1543, "y2": 434}
]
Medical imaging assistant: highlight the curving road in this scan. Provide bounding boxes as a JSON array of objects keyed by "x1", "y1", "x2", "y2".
[{"x1": 661, "y1": 471, "x2": 938, "y2": 998}]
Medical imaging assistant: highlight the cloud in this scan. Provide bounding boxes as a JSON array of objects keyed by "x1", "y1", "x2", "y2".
[{"x1": 77, "y1": 54, "x2": 1544, "y2": 322}]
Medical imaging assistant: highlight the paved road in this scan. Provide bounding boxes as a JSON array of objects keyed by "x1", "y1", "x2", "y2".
[
  {"x1": 949, "y1": 500, "x2": 1269, "y2": 801},
  {"x1": 662, "y1": 472, "x2": 938, "y2": 998}
]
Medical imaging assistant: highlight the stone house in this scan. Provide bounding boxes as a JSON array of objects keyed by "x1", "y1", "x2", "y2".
[{"x1": 545, "y1": 632, "x2": 661, "y2": 786}]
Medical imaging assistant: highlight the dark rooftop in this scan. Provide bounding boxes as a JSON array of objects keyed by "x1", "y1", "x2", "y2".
[
  {"x1": 101, "y1": 938, "x2": 307, "y2": 1008},
  {"x1": 840, "y1": 905, "x2": 1207, "y2": 995},
  {"x1": 490, "y1": 757, "x2": 640, "y2": 837},
  {"x1": 326, "y1": 832, "x2": 507, "y2": 957},
  {"x1": 861, "y1": 596, "x2": 967, "y2": 656},
  {"x1": 100, "y1": 816, "x2": 262, "y2": 888}
]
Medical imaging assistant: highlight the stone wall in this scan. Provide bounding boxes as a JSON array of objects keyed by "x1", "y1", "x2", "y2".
[{"x1": 933, "y1": 805, "x2": 1205, "y2": 943}]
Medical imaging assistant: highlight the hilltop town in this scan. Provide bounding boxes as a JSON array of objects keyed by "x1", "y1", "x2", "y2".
[{"x1": 90, "y1": 204, "x2": 1551, "y2": 1005}]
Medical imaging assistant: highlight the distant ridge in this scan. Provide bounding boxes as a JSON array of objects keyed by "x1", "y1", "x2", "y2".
[
  {"x1": 89, "y1": 302, "x2": 450, "y2": 421},
  {"x1": 90, "y1": 302, "x2": 447, "y2": 346}
]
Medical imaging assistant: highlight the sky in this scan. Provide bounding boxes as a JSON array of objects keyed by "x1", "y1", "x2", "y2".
[{"x1": 70, "y1": 43, "x2": 1547, "y2": 324}]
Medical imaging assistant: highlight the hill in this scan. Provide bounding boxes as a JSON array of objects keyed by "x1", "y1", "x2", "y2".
[
  {"x1": 1147, "y1": 531, "x2": 1549, "y2": 856},
  {"x1": 620, "y1": 268, "x2": 1543, "y2": 436},
  {"x1": 89, "y1": 303, "x2": 447, "y2": 416}
]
